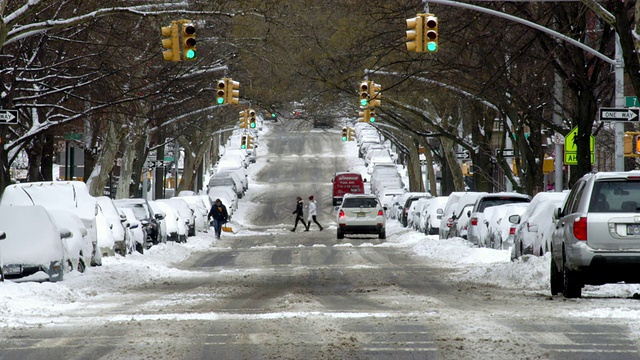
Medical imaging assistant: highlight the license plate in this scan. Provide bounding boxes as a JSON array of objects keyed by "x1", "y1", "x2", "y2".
[
  {"x1": 357, "y1": 212, "x2": 366, "y2": 218},
  {"x1": 627, "y1": 224, "x2": 640, "y2": 235},
  {"x1": 3, "y1": 264, "x2": 22, "y2": 275}
]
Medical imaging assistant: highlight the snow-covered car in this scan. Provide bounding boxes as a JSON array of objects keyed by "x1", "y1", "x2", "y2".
[
  {"x1": 49, "y1": 211, "x2": 94, "y2": 273},
  {"x1": 154, "y1": 200, "x2": 187, "y2": 243},
  {"x1": 466, "y1": 192, "x2": 531, "y2": 247},
  {"x1": 0, "y1": 205, "x2": 67, "y2": 282},
  {"x1": 208, "y1": 174, "x2": 242, "y2": 198},
  {"x1": 0, "y1": 181, "x2": 102, "y2": 267},
  {"x1": 408, "y1": 197, "x2": 431, "y2": 230},
  {"x1": 118, "y1": 207, "x2": 146, "y2": 254},
  {"x1": 336, "y1": 193, "x2": 386, "y2": 240},
  {"x1": 483, "y1": 203, "x2": 529, "y2": 249},
  {"x1": 113, "y1": 198, "x2": 164, "y2": 246},
  {"x1": 446, "y1": 192, "x2": 487, "y2": 239},
  {"x1": 96, "y1": 196, "x2": 129, "y2": 256},
  {"x1": 173, "y1": 195, "x2": 208, "y2": 233},
  {"x1": 148, "y1": 200, "x2": 168, "y2": 244},
  {"x1": 438, "y1": 192, "x2": 466, "y2": 239},
  {"x1": 419, "y1": 196, "x2": 449, "y2": 235},
  {"x1": 95, "y1": 207, "x2": 116, "y2": 257},
  {"x1": 157, "y1": 198, "x2": 196, "y2": 237},
  {"x1": 512, "y1": 191, "x2": 568, "y2": 260},
  {"x1": 207, "y1": 186, "x2": 237, "y2": 213},
  {"x1": 378, "y1": 188, "x2": 406, "y2": 218}
]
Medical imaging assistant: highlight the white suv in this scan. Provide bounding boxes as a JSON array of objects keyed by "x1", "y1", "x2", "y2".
[{"x1": 336, "y1": 194, "x2": 386, "y2": 240}]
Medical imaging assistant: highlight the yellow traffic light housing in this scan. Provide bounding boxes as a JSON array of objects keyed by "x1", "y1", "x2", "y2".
[
  {"x1": 247, "y1": 135, "x2": 255, "y2": 149},
  {"x1": 241, "y1": 135, "x2": 248, "y2": 149},
  {"x1": 239, "y1": 110, "x2": 248, "y2": 129},
  {"x1": 405, "y1": 15, "x2": 424, "y2": 52},
  {"x1": 358, "y1": 109, "x2": 370, "y2": 123},
  {"x1": 227, "y1": 79, "x2": 240, "y2": 104},
  {"x1": 248, "y1": 109, "x2": 257, "y2": 129},
  {"x1": 424, "y1": 15, "x2": 438, "y2": 53},
  {"x1": 369, "y1": 82, "x2": 381, "y2": 107},
  {"x1": 216, "y1": 79, "x2": 226, "y2": 104},
  {"x1": 341, "y1": 127, "x2": 348, "y2": 141},
  {"x1": 161, "y1": 23, "x2": 180, "y2": 62},
  {"x1": 181, "y1": 22, "x2": 197, "y2": 60},
  {"x1": 368, "y1": 109, "x2": 376, "y2": 123},
  {"x1": 359, "y1": 81, "x2": 370, "y2": 106},
  {"x1": 636, "y1": 135, "x2": 640, "y2": 154},
  {"x1": 347, "y1": 127, "x2": 355, "y2": 141}
]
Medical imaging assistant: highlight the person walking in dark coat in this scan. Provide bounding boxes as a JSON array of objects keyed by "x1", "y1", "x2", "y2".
[
  {"x1": 306, "y1": 195, "x2": 323, "y2": 231},
  {"x1": 208, "y1": 198, "x2": 229, "y2": 239},
  {"x1": 291, "y1": 196, "x2": 308, "y2": 232}
]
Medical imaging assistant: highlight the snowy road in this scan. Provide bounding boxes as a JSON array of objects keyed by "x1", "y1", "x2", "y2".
[{"x1": 3, "y1": 121, "x2": 640, "y2": 359}]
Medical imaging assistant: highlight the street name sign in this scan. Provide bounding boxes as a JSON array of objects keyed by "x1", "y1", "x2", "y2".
[
  {"x1": 496, "y1": 149, "x2": 515, "y2": 157},
  {"x1": 0, "y1": 109, "x2": 18, "y2": 124},
  {"x1": 599, "y1": 107, "x2": 640, "y2": 121}
]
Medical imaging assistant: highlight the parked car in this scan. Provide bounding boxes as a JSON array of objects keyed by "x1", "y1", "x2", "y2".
[
  {"x1": 419, "y1": 196, "x2": 449, "y2": 235},
  {"x1": 0, "y1": 205, "x2": 67, "y2": 282},
  {"x1": 96, "y1": 196, "x2": 128, "y2": 256},
  {"x1": 467, "y1": 192, "x2": 531, "y2": 247},
  {"x1": 483, "y1": 203, "x2": 529, "y2": 250},
  {"x1": 378, "y1": 188, "x2": 406, "y2": 217},
  {"x1": 408, "y1": 197, "x2": 431, "y2": 230},
  {"x1": 399, "y1": 192, "x2": 431, "y2": 227},
  {"x1": 208, "y1": 175, "x2": 241, "y2": 199},
  {"x1": 174, "y1": 195, "x2": 209, "y2": 233},
  {"x1": 448, "y1": 203, "x2": 475, "y2": 239},
  {"x1": 49, "y1": 211, "x2": 94, "y2": 273},
  {"x1": 511, "y1": 192, "x2": 568, "y2": 260},
  {"x1": 95, "y1": 207, "x2": 116, "y2": 258},
  {"x1": 158, "y1": 198, "x2": 196, "y2": 237},
  {"x1": 148, "y1": 200, "x2": 168, "y2": 244},
  {"x1": 336, "y1": 193, "x2": 386, "y2": 240},
  {"x1": 119, "y1": 207, "x2": 147, "y2": 254},
  {"x1": 550, "y1": 171, "x2": 640, "y2": 298},
  {"x1": 154, "y1": 200, "x2": 187, "y2": 243},
  {"x1": 113, "y1": 198, "x2": 164, "y2": 246},
  {"x1": 0, "y1": 181, "x2": 101, "y2": 267},
  {"x1": 438, "y1": 192, "x2": 466, "y2": 239}
]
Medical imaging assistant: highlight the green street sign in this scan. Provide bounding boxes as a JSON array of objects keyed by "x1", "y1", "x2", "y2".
[
  {"x1": 626, "y1": 96, "x2": 639, "y2": 107},
  {"x1": 64, "y1": 133, "x2": 82, "y2": 141}
]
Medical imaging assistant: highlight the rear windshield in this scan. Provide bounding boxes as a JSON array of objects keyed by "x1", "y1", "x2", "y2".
[
  {"x1": 477, "y1": 197, "x2": 529, "y2": 212},
  {"x1": 589, "y1": 180, "x2": 640, "y2": 212},
  {"x1": 342, "y1": 197, "x2": 378, "y2": 208}
]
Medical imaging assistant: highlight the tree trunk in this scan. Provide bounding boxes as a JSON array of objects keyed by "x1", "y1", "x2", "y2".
[{"x1": 86, "y1": 118, "x2": 122, "y2": 197}]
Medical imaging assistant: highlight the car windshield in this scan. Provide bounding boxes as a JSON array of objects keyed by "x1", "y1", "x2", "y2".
[
  {"x1": 118, "y1": 203, "x2": 149, "y2": 219},
  {"x1": 477, "y1": 197, "x2": 529, "y2": 212},
  {"x1": 342, "y1": 197, "x2": 378, "y2": 208},
  {"x1": 589, "y1": 180, "x2": 640, "y2": 212}
]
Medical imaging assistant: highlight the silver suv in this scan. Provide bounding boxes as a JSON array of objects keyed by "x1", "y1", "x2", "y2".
[
  {"x1": 336, "y1": 194, "x2": 386, "y2": 240},
  {"x1": 551, "y1": 171, "x2": 640, "y2": 298}
]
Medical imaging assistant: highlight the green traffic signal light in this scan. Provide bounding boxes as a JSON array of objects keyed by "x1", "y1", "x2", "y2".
[
  {"x1": 426, "y1": 42, "x2": 437, "y2": 52},
  {"x1": 217, "y1": 97, "x2": 225, "y2": 104},
  {"x1": 250, "y1": 121, "x2": 256, "y2": 128},
  {"x1": 360, "y1": 99, "x2": 368, "y2": 106},
  {"x1": 185, "y1": 49, "x2": 196, "y2": 59},
  {"x1": 369, "y1": 116, "x2": 375, "y2": 123}
]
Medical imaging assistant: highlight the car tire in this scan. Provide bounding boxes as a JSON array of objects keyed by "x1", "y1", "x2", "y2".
[
  {"x1": 77, "y1": 259, "x2": 86, "y2": 273},
  {"x1": 337, "y1": 230, "x2": 344, "y2": 240},
  {"x1": 562, "y1": 252, "x2": 582, "y2": 298},
  {"x1": 379, "y1": 229, "x2": 386, "y2": 239},
  {"x1": 0, "y1": 267, "x2": 4, "y2": 282},
  {"x1": 136, "y1": 242, "x2": 144, "y2": 254},
  {"x1": 550, "y1": 256, "x2": 562, "y2": 295}
]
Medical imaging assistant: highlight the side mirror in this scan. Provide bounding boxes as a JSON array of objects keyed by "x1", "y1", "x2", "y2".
[
  {"x1": 59, "y1": 227, "x2": 72, "y2": 239},
  {"x1": 467, "y1": 210, "x2": 471, "y2": 217},
  {"x1": 155, "y1": 213, "x2": 165, "y2": 221},
  {"x1": 436, "y1": 209, "x2": 443, "y2": 215},
  {"x1": 508, "y1": 214, "x2": 521, "y2": 224},
  {"x1": 0, "y1": 231, "x2": 5, "y2": 240},
  {"x1": 130, "y1": 223, "x2": 139, "y2": 229},
  {"x1": 553, "y1": 207, "x2": 563, "y2": 220}
]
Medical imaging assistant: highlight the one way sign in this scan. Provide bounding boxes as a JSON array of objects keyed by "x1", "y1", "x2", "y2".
[
  {"x1": 0, "y1": 109, "x2": 18, "y2": 124},
  {"x1": 599, "y1": 107, "x2": 640, "y2": 121}
]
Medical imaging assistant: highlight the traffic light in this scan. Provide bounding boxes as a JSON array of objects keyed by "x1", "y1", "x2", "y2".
[
  {"x1": 241, "y1": 135, "x2": 248, "y2": 149},
  {"x1": 347, "y1": 127, "x2": 355, "y2": 141},
  {"x1": 341, "y1": 127, "x2": 348, "y2": 141},
  {"x1": 248, "y1": 109, "x2": 257, "y2": 128},
  {"x1": 227, "y1": 79, "x2": 240, "y2": 104},
  {"x1": 216, "y1": 79, "x2": 226, "y2": 104},
  {"x1": 359, "y1": 81, "x2": 370, "y2": 106},
  {"x1": 239, "y1": 110, "x2": 248, "y2": 129},
  {"x1": 368, "y1": 109, "x2": 376, "y2": 123},
  {"x1": 405, "y1": 15, "x2": 424, "y2": 52},
  {"x1": 636, "y1": 135, "x2": 640, "y2": 154},
  {"x1": 247, "y1": 135, "x2": 255, "y2": 149},
  {"x1": 181, "y1": 22, "x2": 197, "y2": 60},
  {"x1": 424, "y1": 15, "x2": 438, "y2": 53},
  {"x1": 161, "y1": 22, "x2": 180, "y2": 61},
  {"x1": 369, "y1": 82, "x2": 381, "y2": 107}
]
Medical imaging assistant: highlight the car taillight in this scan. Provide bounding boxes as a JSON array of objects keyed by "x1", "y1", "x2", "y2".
[
  {"x1": 339, "y1": 210, "x2": 345, "y2": 219},
  {"x1": 509, "y1": 226, "x2": 516, "y2": 235},
  {"x1": 470, "y1": 217, "x2": 478, "y2": 226},
  {"x1": 377, "y1": 210, "x2": 384, "y2": 216},
  {"x1": 446, "y1": 218, "x2": 453, "y2": 228},
  {"x1": 573, "y1": 216, "x2": 587, "y2": 241}
]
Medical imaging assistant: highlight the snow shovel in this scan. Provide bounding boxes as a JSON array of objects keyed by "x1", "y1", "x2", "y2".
[{"x1": 222, "y1": 225, "x2": 233, "y2": 233}]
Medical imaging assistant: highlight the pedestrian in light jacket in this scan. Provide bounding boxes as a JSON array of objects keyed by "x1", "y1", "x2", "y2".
[
  {"x1": 291, "y1": 196, "x2": 308, "y2": 232},
  {"x1": 306, "y1": 195, "x2": 323, "y2": 231}
]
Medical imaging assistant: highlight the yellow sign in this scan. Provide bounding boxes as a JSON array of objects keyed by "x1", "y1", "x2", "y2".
[{"x1": 564, "y1": 126, "x2": 595, "y2": 165}]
